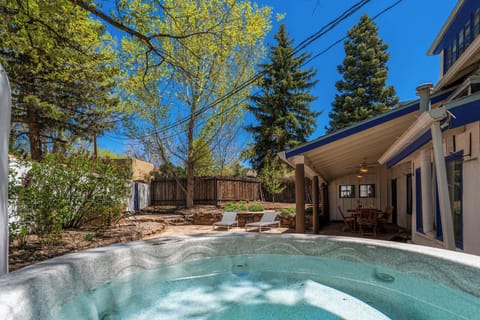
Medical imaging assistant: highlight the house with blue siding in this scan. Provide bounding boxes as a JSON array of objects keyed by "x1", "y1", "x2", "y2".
[{"x1": 280, "y1": 0, "x2": 480, "y2": 255}]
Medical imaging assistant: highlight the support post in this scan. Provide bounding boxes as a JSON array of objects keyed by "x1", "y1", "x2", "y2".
[
  {"x1": 431, "y1": 121, "x2": 456, "y2": 250},
  {"x1": 416, "y1": 83, "x2": 435, "y2": 235},
  {"x1": 321, "y1": 183, "x2": 329, "y2": 224},
  {"x1": 0, "y1": 63, "x2": 12, "y2": 275},
  {"x1": 294, "y1": 156, "x2": 305, "y2": 233},
  {"x1": 420, "y1": 150, "x2": 434, "y2": 233},
  {"x1": 312, "y1": 176, "x2": 320, "y2": 234}
]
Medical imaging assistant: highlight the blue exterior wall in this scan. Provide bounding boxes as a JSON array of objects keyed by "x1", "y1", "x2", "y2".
[
  {"x1": 431, "y1": 0, "x2": 480, "y2": 74},
  {"x1": 433, "y1": 0, "x2": 480, "y2": 55}
]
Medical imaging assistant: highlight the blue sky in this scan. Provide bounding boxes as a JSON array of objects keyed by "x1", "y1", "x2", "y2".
[{"x1": 99, "y1": 0, "x2": 456, "y2": 156}]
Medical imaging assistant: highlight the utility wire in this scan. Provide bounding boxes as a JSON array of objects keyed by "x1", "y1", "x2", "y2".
[
  {"x1": 305, "y1": 0, "x2": 404, "y2": 65},
  {"x1": 112, "y1": 0, "x2": 403, "y2": 144},
  {"x1": 118, "y1": 0, "x2": 373, "y2": 142}
]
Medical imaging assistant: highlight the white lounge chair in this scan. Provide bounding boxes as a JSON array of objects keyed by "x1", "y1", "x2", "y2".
[
  {"x1": 245, "y1": 211, "x2": 280, "y2": 232},
  {"x1": 213, "y1": 211, "x2": 238, "y2": 230}
]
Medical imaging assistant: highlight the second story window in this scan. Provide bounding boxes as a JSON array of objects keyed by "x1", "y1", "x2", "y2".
[
  {"x1": 452, "y1": 39, "x2": 457, "y2": 63},
  {"x1": 446, "y1": 44, "x2": 452, "y2": 70},
  {"x1": 465, "y1": 21, "x2": 471, "y2": 47},
  {"x1": 458, "y1": 29, "x2": 465, "y2": 55},
  {"x1": 475, "y1": 8, "x2": 480, "y2": 38}
]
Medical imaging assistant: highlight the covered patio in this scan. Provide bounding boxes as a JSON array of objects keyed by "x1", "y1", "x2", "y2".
[{"x1": 279, "y1": 90, "x2": 451, "y2": 235}]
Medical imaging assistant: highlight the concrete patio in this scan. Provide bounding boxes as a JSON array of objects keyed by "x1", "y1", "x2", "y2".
[{"x1": 155, "y1": 222, "x2": 408, "y2": 243}]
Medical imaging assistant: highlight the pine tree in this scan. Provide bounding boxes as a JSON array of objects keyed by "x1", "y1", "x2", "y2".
[
  {"x1": 327, "y1": 14, "x2": 399, "y2": 133},
  {"x1": 247, "y1": 24, "x2": 320, "y2": 172}
]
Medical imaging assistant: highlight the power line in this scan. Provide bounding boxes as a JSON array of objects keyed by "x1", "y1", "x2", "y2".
[
  {"x1": 305, "y1": 0, "x2": 404, "y2": 65},
  {"x1": 124, "y1": 0, "x2": 373, "y2": 142},
  {"x1": 109, "y1": 0, "x2": 403, "y2": 145}
]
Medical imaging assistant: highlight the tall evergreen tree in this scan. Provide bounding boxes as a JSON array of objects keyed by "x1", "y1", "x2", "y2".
[
  {"x1": 247, "y1": 24, "x2": 320, "y2": 172},
  {"x1": 327, "y1": 14, "x2": 399, "y2": 133}
]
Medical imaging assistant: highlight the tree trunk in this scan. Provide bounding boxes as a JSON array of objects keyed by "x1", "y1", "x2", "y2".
[
  {"x1": 186, "y1": 166, "x2": 194, "y2": 208},
  {"x1": 185, "y1": 104, "x2": 196, "y2": 208},
  {"x1": 26, "y1": 100, "x2": 42, "y2": 161}
]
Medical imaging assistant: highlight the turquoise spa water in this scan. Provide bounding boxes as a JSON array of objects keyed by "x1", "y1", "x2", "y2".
[{"x1": 53, "y1": 254, "x2": 480, "y2": 320}]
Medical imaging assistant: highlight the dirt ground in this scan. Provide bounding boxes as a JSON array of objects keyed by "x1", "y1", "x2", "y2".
[{"x1": 8, "y1": 215, "x2": 168, "y2": 272}]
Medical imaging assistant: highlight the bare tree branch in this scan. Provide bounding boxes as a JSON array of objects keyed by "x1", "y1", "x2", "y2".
[{"x1": 0, "y1": 6, "x2": 19, "y2": 14}]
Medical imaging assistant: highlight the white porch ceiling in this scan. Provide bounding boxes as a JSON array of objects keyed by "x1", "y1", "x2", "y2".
[{"x1": 285, "y1": 110, "x2": 419, "y2": 182}]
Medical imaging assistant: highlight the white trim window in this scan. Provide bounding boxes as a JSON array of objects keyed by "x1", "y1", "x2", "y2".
[
  {"x1": 339, "y1": 185, "x2": 355, "y2": 198},
  {"x1": 359, "y1": 184, "x2": 375, "y2": 198}
]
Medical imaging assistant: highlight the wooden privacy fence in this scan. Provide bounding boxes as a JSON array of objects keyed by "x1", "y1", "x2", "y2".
[
  {"x1": 151, "y1": 176, "x2": 312, "y2": 205},
  {"x1": 151, "y1": 177, "x2": 261, "y2": 205},
  {"x1": 260, "y1": 178, "x2": 312, "y2": 203}
]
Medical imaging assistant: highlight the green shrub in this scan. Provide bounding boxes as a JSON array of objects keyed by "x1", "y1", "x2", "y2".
[
  {"x1": 9, "y1": 154, "x2": 130, "y2": 239},
  {"x1": 305, "y1": 207, "x2": 313, "y2": 215},
  {"x1": 238, "y1": 203, "x2": 248, "y2": 211},
  {"x1": 280, "y1": 208, "x2": 296, "y2": 215},
  {"x1": 84, "y1": 233, "x2": 94, "y2": 241},
  {"x1": 224, "y1": 202, "x2": 248, "y2": 212},
  {"x1": 247, "y1": 204, "x2": 264, "y2": 212},
  {"x1": 224, "y1": 203, "x2": 236, "y2": 211}
]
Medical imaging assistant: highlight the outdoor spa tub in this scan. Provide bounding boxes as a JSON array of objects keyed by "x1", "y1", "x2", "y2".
[{"x1": 0, "y1": 234, "x2": 479, "y2": 319}]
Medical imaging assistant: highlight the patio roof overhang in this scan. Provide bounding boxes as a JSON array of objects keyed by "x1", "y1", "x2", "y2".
[
  {"x1": 378, "y1": 108, "x2": 446, "y2": 167},
  {"x1": 379, "y1": 92, "x2": 480, "y2": 167},
  {"x1": 280, "y1": 91, "x2": 453, "y2": 182},
  {"x1": 280, "y1": 103, "x2": 421, "y2": 182}
]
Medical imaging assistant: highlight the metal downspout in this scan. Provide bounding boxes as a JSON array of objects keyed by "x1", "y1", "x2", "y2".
[
  {"x1": 417, "y1": 84, "x2": 435, "y2": 234},
  {"x1": 0, "y1": 63, "x2": 11, "y2": 275}
]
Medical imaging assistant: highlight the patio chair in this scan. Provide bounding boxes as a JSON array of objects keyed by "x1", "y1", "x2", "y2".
[
  {"x1": 358, "y1": 209, "x2": 378, "y2": 236},
  {"x1": 245, "y1": 211, "x2": 280, "y2": 232},
  {"x1": 377, "y1": 205, "x2": 394, "y2": 232},
  {"x1": 337, "y1": 206, "x2": 355, "y2": 232},
  {"x1": 213, "y1": 211, "x2": 238, "y2": 230}
]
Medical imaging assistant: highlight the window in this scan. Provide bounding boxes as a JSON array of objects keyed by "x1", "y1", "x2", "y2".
[
  {"x1": 465, "y1": 21, "x2": 471, "y2": 47},
  {"x1": 452, "y1": 39, "x2": 457, "y2": 63},
  {"x1": 446, "y1": 45, "x2": 452, "y2": 70},
  {"x1": 446, "y1": 152, "x2": 463, "y2": 248},
  {"x1": 475, "y1": 8, "x2": 480, "y2": 38},
  {"x1": 406, "y1": 174, "x2": 412, "y2": 215},
  {"x1": 445, "y1": 44, "x2": 452, "y2": 71},
  {"x1": 359, "y1": 184, "x2": 375, "y2": 198},
  {"x1": 415, "y1": 168, "x2": 423, "y2": 233},
  {"x1": 339, "y1": 185, "x2": 355, "y2": 198},
  {"x1": 458, "y1": 29, "x2": 464, "y2": 55}
]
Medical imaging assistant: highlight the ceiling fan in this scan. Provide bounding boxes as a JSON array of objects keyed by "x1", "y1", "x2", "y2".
[{"x1": 349, "y1": 158, "x2": 376, "y2": 178}]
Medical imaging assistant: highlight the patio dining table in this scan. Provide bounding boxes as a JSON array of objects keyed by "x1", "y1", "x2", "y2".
[{"x1": 347, "y1": 208, "x2": 383, "y2": 231}]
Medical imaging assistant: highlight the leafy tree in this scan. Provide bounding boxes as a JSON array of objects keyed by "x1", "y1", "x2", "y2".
[
  {"x1": 247, "y1": 24, "x2": 320, "y2": 172},
  {"x1": 260, "y1": 159, "x2": 286, "y2": 203},
  {"x1": 68, "y1": 0, "x2": 215, "y2": 73},
  {"x1": 192, "y1": 139, "x2": 214, "y2": 177},
  {"x1": 0, "y1": 0, "x2": 121, "y2": 160},
  {"x1": 327, "y1": 14, "x2": 399, "y2": 133},
  {"x1": 97, "y1": 149, "x2": 126, "y2": 159},
  {"x1": 121, "y1": 0, "x2": 271, "y2": 208}
]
